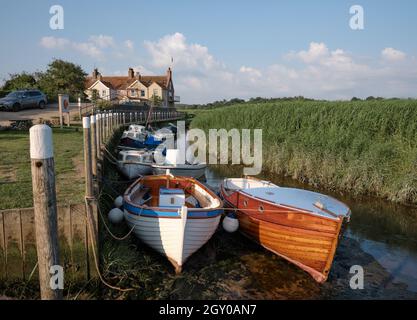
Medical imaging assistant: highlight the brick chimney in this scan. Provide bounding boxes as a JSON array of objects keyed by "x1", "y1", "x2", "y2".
[
  {"x1": 92, "y1": 68, "x2": 99, "y2": 79},
  {"x1": 135, "y1": 71, "x2": 141, "y2": 80},
  {"x1": 166, "y1": 67, "x2": 172, "y2": 81},
  {"x1": 128, "y1": 67, "x2": 134, "y2": 79}
]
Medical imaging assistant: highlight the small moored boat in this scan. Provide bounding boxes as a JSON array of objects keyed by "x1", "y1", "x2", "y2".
[
  {"x1": 119, "y1": 125, "x2": 175, "y2": 150},
  {"x1": 152, "y1": 149, "x2": 207, "y2": 179},
  {"x1": 116, "y1": 149, "x2": 154, "y2": 179},
  {"x1": 119, "y1": 125, "x2": 147, "y2": 149},
  {"x1": 123, "y1": 174, "x2": 223, "y2": 272},
  {"x1": 220, "y1": 177, "x2": 351, "y2": 283}
]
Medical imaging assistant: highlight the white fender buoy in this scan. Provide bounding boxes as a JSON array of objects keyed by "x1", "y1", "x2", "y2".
[
  {"x1": 114, "y1": 196, "x2": 124, "y2": 208},
  {"x1": 108, "y1": 208, "x2": 124, "y2": 224},
  {"x1": 222, "y1": 215, "x2": 239, "y2": 233}
]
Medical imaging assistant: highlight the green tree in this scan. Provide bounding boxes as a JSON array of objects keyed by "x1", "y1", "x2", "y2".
[
  {"x1": 37, "y1": 59, "x2": 87, "y2": 102},
  {"x1": 150, "y1": 94, "x2": 163, "y2": 107},
  {"x1": 91, "y1": 89, "x2": 99, "y2": 103},
  {"x1": 2, "y1": 72, "x2": 38, "y2": 91}
]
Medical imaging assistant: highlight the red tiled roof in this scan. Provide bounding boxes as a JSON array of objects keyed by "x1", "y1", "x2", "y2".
[{"x1": 85, "y1": 75, "x2": 168, "y2": 90}]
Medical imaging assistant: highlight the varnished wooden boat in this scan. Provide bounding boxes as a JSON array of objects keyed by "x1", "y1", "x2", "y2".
[
  {"x1": 220, "y1": 177, "x2": 351, "y2": 283},
  {"x1": 123, "y1": 174, "x2": 223, "y2": 272}
]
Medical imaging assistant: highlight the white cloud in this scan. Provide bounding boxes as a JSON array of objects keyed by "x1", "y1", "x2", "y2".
[
  {"x1": 125, "y1": 40, "x2": 134, "y2": 50},
  {"x1": 287, "y1": 42, "x2": 329, "y2": 63},
  {"x1": 143, "y1": 36, "x2": 415, "y2": 103},
  {"x1": 381, "y1": 48, "x2": 406, "y2": 61},
  {"x1": 89, "y1": 35, "x2": 115, "y2": 48},
  {"x1": 39, "y1": 33, "x2": 417, "y2": 103},
  {"x1": 144, "y1": 32, "x2": 220, "y2": 70},
  {"x1": 40, "y1": 36, "x2": 70, "y2": 49},
  {"x1": 39, "y1": 35, "x2": 131, "y2": 60},
  {"x1": 40, "y1": 36, "x2": 103, "y2": 59}
]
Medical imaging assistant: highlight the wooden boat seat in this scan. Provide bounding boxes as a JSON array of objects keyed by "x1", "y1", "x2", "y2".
[{"x1": 132, "y1": 187, "x2": 151, "y2": 205}]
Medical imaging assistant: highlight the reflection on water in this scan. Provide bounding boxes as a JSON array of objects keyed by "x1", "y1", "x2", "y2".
[
  {"x1": 204, "y1": 165, "x2": 417, "y2": 297},
  {"x1": 350, "y1": 235, "x2": 417, "y2": 293}
]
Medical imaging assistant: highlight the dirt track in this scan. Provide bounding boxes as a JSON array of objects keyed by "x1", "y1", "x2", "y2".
[{"x1": 0, "y1": 103, "x2": 84, "y2": 126}]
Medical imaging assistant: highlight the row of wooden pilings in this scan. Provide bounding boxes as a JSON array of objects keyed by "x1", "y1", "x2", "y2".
[{"x1": 29, "y1": 109, "x2": 183, "y2": 299}]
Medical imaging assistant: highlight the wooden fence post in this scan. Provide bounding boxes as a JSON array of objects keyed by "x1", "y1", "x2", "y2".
[
  {"x1": 29, "y1": 125, "x2": 62, "y2": 300},
  {"x1": 96, "y1": 114, "x2": 100, "y2": 154},
  {"x1": 96, "y1": 114, "x2": 102, "y2": 160},
  {"x1": 82, "y1": 117, "x2": 98, "y2": 278},
  {"x1": 107, "y1": 113, "x2": 111, "y2": 139},
  {"x1": 78, "y1": 97, "x2": 82, "y2": 119},
  {"x1": 104, "y1": 112, "x2": 108, "y2": 141},
  {"x1": 111, "y1": 113, "x2": 115, "y2": 133},
  {"x1": 83, "y1": 117, "x2": 94, "y2": 203},
  {"x1": 90, "y1": 115, "x2": 97, "y2": 178},
  {"x1": 58, "y1": 94, "x2": 64, "y2": 129}
]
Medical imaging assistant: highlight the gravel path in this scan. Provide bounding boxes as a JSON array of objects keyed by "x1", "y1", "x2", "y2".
[{"x1": 0, "y1": 103, "x2": 85, "y2": 126}]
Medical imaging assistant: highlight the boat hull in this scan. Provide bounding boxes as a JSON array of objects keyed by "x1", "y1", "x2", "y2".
[
  {"x1": 117, "y1": 162, "x2": 153, "y2": 179},
  {"x1": 152, "y1": 165, "x2": 206, "y2": 179},
  {"x1": 120, "y1": 137, "x2": 146, "y2": 149},
  {"x1": 124, "y1": 210, "x2": 221, "y2": 270},
  {"x1": 220, "y1": 185, "x2": 344, "y2": 283},
  {"x1": 123, "y1": 175, "x2": 223, "y2": 272}
]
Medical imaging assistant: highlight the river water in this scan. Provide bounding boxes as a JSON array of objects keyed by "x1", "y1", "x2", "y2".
[{"x1": 180, "y1": 166, "x2": 417, "y2": 299}]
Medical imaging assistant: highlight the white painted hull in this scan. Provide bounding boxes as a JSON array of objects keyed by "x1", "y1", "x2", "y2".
[
  {"x1": 117, "y1": 162, "x2": 153, "y2": 179},
  {"x1": 152, "y1": 164, "x2": 207, "y2": 179},
  {"x1": 124, "y1": 212, "x2": 221, "y2": 267}
]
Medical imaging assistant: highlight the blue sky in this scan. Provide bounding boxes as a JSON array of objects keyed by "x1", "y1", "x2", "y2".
[{"x1": 1, "y1": 0, "x2": 416, "y2": 103}]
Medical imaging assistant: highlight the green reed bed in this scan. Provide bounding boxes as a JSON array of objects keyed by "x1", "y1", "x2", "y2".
[{"x1": 190, "y1": 100, "x2": 417, "y2": 204}]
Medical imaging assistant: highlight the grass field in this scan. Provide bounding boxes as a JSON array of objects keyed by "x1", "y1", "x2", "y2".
[
  {"x1": 0, "y1": 127, "x2": 85, "y2": 209},
  {"x1": 188, "y1": 99, "x2": 417, "y2": 205}
]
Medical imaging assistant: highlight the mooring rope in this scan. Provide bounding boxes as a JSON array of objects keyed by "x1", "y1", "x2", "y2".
[
  {"x1": 95, "y1": 186, "x2": 137, "y2": 241},
  {"x1": 102, "y1": 146, "x2": 119, "y2": 165},
  {"x1": 84, "y1": 196, "x2": 134, "y2": 292},
  {"x1": 96, "y1": 200, "x2": 137, "y2": 241}
]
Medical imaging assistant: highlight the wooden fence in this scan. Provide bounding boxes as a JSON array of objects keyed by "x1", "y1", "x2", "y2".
[
  {"x1": 0, "y1": 204, "x2": 94, "y2": 281},
  {"x1": 0, "y1": 110, "x2": 185, "y2": 287}
]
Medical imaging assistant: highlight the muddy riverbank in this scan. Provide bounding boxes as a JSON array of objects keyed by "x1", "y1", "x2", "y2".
[{"x1": 2, "y1": 164, "x2": 416, "y2": 300}]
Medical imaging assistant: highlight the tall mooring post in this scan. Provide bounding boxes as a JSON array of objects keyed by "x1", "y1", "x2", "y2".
[
  {"x1": 90, "y1": 115, "x2": 98, "y2": 183},
  {"x1": 29, "y1": 125, "x2": 62, "y2": 300},
  {"x1": 107, "y1": 113, "x2": 111, "y2": 139},
  {"x1": 104, "y1": 112, "x2": 108, "y2": 141},
  {"x1": 96, "y1": 114, "x2": 102, "y2": 160},
  {"x1": 82, "y1": 117, "x2": 99, "y2": 279}
]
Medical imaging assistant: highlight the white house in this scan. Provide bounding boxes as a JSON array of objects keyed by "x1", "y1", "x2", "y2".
[{"x1": 84, "y1": 67, "x2": 179, "y2": 107}]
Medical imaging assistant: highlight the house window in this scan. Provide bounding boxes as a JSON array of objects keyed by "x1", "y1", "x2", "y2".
[
  {"x1": 102, "y1": 90, "x2": 106, "y2": 98},
  {"x1": 141, "y1": 90, "x2": 145, "y2": 97},
  {"x1": 153, "y1": 89, "x2": 158, "y2": 97},
  {"x1": 130, "y1": 89, "x2": 136, "y2": 97}
]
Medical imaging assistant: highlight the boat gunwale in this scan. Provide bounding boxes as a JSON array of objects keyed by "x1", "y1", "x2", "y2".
[
  {"x1": 124, "y1": 174, "x2": 223, "y2": 214},
  {"x1": 151, "y1": 164, "x2": 208, "y2": 170},
  {"x1": 220, "y1": 179, "x2": 347, "y2": 222}
]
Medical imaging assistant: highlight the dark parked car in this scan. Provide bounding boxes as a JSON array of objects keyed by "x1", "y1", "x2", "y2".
[{"x1": 0, "y1": 90, "x2": 48, "y2": 111}]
